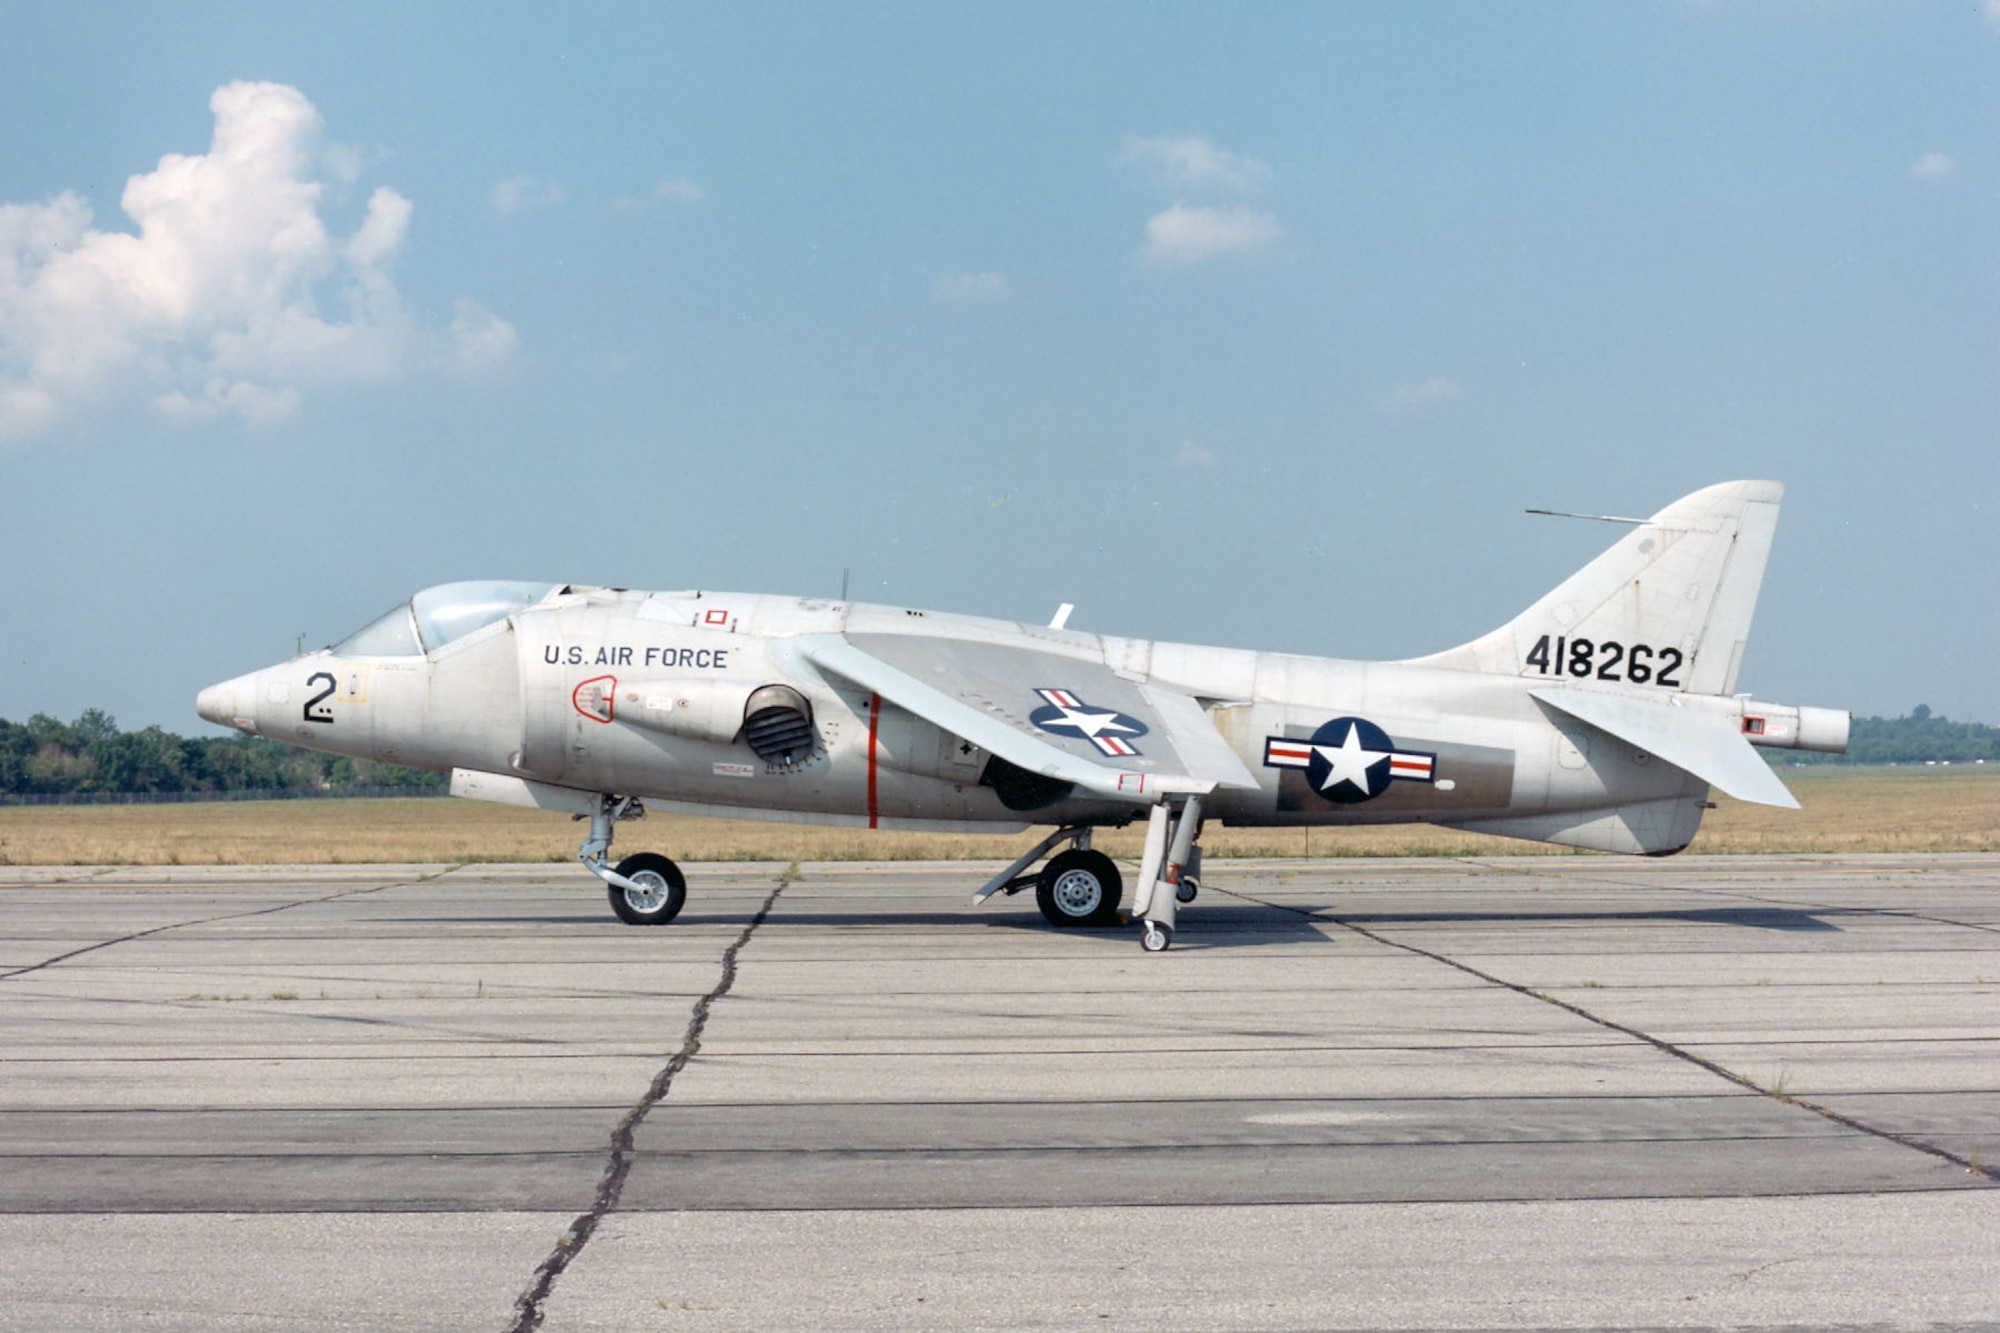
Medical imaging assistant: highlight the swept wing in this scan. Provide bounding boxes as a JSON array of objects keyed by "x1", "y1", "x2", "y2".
[{"x1": 794, "y1": 633, "x2": 1258, "y2": 803}]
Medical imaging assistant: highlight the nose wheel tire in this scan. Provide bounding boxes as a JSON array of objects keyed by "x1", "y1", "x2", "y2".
[
  {"x1": 608, "y1": 852, "x2": 687, "y2": 925},
  {"x1": 1175, "y1": 876, "x2": 1199, "y2": 904},
  {"x1": 1140, "y1": 921, "x2": 1173, "y2": 952},
  {"x1": 1035, "y1": 849, "x2": 1124, "y2": 928}
]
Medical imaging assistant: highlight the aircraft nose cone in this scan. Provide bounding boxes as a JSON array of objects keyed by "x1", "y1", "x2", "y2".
[
  {"x1": 196, "y1": 681, "x2": 233, "y2": 727},
  {"x1": 197, "y1": 675, "x2": 253, "y2": 731}
]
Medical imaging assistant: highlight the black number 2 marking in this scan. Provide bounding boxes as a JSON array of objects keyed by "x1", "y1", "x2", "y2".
[{"x1": 303, "y1": 671, "x2": 336, "y2": 724}]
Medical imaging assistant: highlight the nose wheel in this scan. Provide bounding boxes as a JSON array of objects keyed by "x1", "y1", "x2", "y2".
[
  {"x1": 607, "y1": 852, "x2": 686, "y2": 925},
  {"x1": 1140, "y1": 920, "x2": 1174, "y2": 952}
]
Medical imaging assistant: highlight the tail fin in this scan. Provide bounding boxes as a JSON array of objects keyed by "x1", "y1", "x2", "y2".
[{"x1": 1410, "y1": 480, "x2": 1783, "y2": 697}]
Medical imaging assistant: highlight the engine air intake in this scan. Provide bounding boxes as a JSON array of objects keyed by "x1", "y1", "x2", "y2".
[{"x1": 742, "y1": 685, "x2": 815, "y2": 766}]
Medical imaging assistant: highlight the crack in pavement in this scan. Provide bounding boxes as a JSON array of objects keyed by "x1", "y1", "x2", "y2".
[
  {"x1": 0, "y1": 876, "x2": 430, "y2": 981},
  {"x1": 506, "y1": 869, "x2": 791, "y2": 1333},
  {"x1": 1217, "y1": 884, "x2": 2000, "y2": 1184}
]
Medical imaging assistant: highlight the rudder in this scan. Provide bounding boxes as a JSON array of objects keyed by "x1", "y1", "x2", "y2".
[{"x1": 1410, "y1": 480, "x2": 1783, "y2": 697}]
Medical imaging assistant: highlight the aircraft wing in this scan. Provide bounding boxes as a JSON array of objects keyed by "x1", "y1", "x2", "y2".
[
  {"x1": 1530, "y1": 686, "x2": 1800, "y2": 809},
  {"x1": 794, "y1": 633, "x2": 1260, "y2": 804}
]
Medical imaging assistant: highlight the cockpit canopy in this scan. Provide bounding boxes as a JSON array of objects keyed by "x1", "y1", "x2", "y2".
[{"x1": 334, "y1": 581, "x2": 559, "y2": 657}]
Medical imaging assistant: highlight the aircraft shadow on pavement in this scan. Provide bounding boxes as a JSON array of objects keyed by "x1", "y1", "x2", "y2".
[
  {"x1": 1318, "y1": 906, "x2": 1845, "y2": 933},
  {"x1": 385, "y1": 901, "x2": 1336, "y2": 947},
  {"x1": 384, "y1": 903, "x2": 1843, "y2": 942},
  {"x1": 386, "y1": 896, "x2": 1840, "y2": 940}
]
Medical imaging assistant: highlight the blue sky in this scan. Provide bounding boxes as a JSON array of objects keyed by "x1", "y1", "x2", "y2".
[{"x1": 2, "y1": 2, "x2": 1994, "y2": 730}]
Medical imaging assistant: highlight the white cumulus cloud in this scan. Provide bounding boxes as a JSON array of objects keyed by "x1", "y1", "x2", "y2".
[
  {"x1": 0, "y1": 81, "x2": 514, "y2": 441},
  {"x1": 1379, "y1": 377, "x2": 1464, "y2": 413},
  {"x1": 931, "y1": 271, "x2": 1011, "y2": 302},
  {"x1": 1909, "y1": 152, "x2": 1955, "y2": 180},
  {"x1": 491, "y1": 175, "x2": 567, "y2": 215},
  {"x1": 654, "y1": 176, "x2": 705, "y2": 202},
  {"x1": 1140, "y1": 203, "x2": 1281, "y2": 264},
  {"x1": 1122, "y1": 136, "x2": 1272, "y2": 191}
]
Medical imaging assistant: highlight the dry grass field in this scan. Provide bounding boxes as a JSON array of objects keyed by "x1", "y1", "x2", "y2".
[{"x1": 0, "y1": 767, "x2": 1991, "y2": 866}]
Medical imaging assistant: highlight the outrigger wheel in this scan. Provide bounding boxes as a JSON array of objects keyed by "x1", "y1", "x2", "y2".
[
  {"x1": 608, "y1": 852, "x2": 687, "y2": 925},
  {"x1": 1035, "y1": 848, "x2": 1124, "y2": 928}
]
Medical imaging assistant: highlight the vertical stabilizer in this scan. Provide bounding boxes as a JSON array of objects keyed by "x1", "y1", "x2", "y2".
[{"x1": 1409, "y1": 480, "x2": 1783, "y2": 697}]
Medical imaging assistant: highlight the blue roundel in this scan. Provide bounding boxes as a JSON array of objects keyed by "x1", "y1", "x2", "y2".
[
  {"x1": 1027, "y1": 688, "x2": 1149, "y2": 757},
  {"x1": 1304, "y1": 716, "x2": 1397, "y2": 804}
]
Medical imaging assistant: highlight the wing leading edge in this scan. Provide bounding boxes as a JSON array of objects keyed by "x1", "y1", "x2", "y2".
[{"x1": 794, "y1": 633, "x2": 1258, "y2": 804}]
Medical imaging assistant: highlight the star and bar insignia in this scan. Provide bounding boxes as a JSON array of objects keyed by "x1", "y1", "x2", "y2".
[
  {"x1": 1029, "y1": 688, "x2": 1150, "y2": 757},
  {"x1": 1264, "y1": 716, "x2": 1436, "y2": 804}
]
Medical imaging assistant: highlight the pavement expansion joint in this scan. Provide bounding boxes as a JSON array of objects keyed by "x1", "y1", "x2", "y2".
[
  {"x1": 505, "y1": 865, "x2": 793, "y2": 1333},
  {"x1": 0, "y1": 875, "x2": 421, "y2": 982}
]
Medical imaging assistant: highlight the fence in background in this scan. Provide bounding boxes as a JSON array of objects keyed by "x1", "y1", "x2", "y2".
[{"x1": 0, "y1": 786, "x2": 448, "y2": 807}]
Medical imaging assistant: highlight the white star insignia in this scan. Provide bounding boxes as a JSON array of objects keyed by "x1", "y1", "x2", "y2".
[
  {"x1": 1314, "y1": 724, "x2": 1388, "y2": 797},
  {"x1": 1043, "y1": 706, "x2": 1138, "y2": 740}
]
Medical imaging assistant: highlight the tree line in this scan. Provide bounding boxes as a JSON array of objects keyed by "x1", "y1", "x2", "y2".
[
  {"x1": 1774, "y1": 704, "x2": 2000, "y2": 766},
  {"x1": 1, "y1": 706, "x2": 1993, "y2": 798},
  {"x1": 0, "y1": 710, "x2": 446, "y2": 797}
]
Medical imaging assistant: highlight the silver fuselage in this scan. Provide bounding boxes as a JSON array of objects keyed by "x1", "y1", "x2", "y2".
[{"x1": 200, "y1": 587, "x2": 1729, "y2": 854}]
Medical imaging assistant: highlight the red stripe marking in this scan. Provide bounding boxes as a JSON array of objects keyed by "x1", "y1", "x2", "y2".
[{"x1": 866, "y1": 692, "x2": 881, "y2": 829}]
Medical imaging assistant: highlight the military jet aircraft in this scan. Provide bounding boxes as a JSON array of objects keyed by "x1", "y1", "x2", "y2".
[{"x1": 197, "y1": 480, "x2": 1847, "y2": 951}]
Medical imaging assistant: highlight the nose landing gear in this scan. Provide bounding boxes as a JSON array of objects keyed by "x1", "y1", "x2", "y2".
[{"x1": 578, "y1": 794, "x2": 687, "y2": 926}]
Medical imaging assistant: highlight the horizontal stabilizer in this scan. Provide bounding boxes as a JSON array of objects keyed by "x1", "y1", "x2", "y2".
[{"x1": 1531, "y1": 687, "x2": 1799, "y2": 809}]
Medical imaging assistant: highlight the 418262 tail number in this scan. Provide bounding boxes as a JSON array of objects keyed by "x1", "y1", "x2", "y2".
[{"x1": 1524, "y1": 635, "x2": 1682, "y2": 687}]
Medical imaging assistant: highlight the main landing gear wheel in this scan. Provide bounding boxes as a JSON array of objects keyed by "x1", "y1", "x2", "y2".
[
  {"x1": 1140, "y1": 921, "x2": 1174, "y2": 952},
  {"x1": 1035, "y1": 849, "x2": 1124, "y2": 928},
  {"x1": 608, "y1": 852, "x2": 686, "y2": 925}
]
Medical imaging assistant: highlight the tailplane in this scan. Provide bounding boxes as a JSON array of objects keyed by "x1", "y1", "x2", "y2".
[{"x1": 1409, "y1": 480, "x2": 1783, "y2": 697}]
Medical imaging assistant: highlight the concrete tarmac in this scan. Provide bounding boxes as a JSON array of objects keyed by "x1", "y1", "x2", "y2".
[{"x1": 0, "y1": 853, "x2": 1993, "y2": 1331}]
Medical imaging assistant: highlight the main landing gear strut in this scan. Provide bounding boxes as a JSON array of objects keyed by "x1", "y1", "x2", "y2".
[
  {"x1": 972, "y1": 798, "x2": 1204, "y2": 951},
  {"x1": 972, "y1": 826, "x2": 1125, "y2": 928},
  {"x1": 577, "y1": 794, "x2": 687, "y2": 926}
]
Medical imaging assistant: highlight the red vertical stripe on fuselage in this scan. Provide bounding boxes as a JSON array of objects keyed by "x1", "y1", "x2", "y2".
[{"x1": 866, "y1": 692, "x2": 881, "y2": 829}]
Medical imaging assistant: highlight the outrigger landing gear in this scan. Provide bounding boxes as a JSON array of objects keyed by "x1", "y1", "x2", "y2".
[
  {"x1": 1131, "y1": 794, "x2": 1203, "y2": 953},
  {"x1": 972, "y1": 826, "x2": 1124, "y2": 927},
  {"x1": 577, "y1": 794, "x2": 687, "y2": 926}
]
